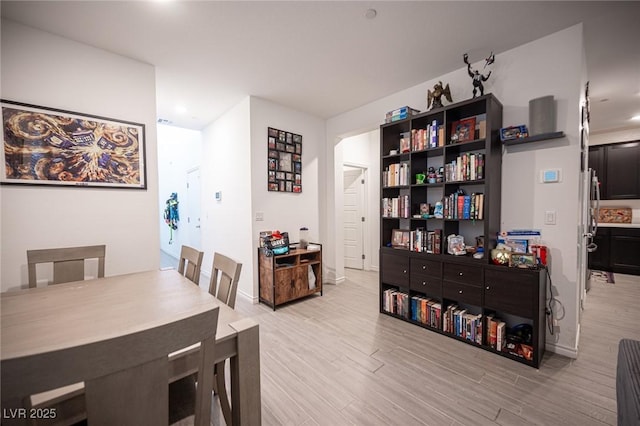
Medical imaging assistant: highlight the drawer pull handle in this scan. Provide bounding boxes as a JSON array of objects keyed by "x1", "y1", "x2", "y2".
[
  {"x1": 486, "y1": 286, "x2": 490, "y2": 290},
  {"x1": 403, "y1": 270, "x2": 407, "y2": 274},
  {"x1": 422, "y1": 281, "x2": 426, "y2": 286},
  {"x1": 458, "y1": 272, "x2": 463, "y2": 276},
  {"x1": 459, "y1": 290, "x2": 463, "y2": 294},
  {"x1": 422, "y1": 265, "x2": 427, "y2": 270}
]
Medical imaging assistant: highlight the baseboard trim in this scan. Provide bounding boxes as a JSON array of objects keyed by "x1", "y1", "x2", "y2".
[
  {"x1": 546, "y1": 341, "x2": 579, "y2": 359},
  {"x1": 238, "y1": 289, "x2": 258, "y2": 304}
]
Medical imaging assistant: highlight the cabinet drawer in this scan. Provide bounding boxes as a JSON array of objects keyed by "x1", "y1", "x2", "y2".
[
  {"x1": 381, "y1": 252, "x2": 410, "y2": 287},
  {"x1": 484, "y1": 269, "x2": 535, "y2": 317},
  {"x1": 410, "y1": 258, "x2": 442, "y2": 279},
  {"x1": 409, "y1": 276, "x2": 442, "y2": 296},
  {"x1": 443, "y1": 263, "x2": 483, "y2": 286},
  {"x1": 442, "y1": 281, "x2": 482, "y2": 306}
]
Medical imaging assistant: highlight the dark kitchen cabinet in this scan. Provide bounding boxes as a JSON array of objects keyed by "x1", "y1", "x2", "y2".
[
  {"x1": 588, "y1": 145, "x2": 606, "y2": 199},
  {"x1": 610, "y1": 228, "x2": 640, "y2": 275},
  {"x1": 588, "y1": 227, "x2": 611, "y2": 271},
  {"x1": 589, "y1": 141, "x2": 640, "y2": 200}
]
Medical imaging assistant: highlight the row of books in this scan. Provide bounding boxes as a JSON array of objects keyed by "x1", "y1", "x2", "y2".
[
  {"x1": 409, "y1": 228, "x2": 442, "y2": 253},
  {"x1": 382, "y1": 162, "x2": 410, "y2": 187},
  {"x1": 486, "y1": 315, "x2": 507, "y2": 351},
  {"x1": 385, "y1": 106, "x2": 420, "y2": 124},
  {"x1": 382, "y1": 289, "x2": 410, "y2": 319},
  {"x1": 381, "y1": 196, "x2": 410, "y2": 219},
  {"x1": 444, "y1": 153, "x2": 484, "y2": 182},
  {"x1": 443, "y1": 306, "x2": 483, "y2": 344},
  {"x1": 410, "y1": 296, "x2": 441, "y2": 328},
  {"x1": 443, "y1": 193, "x2": 484, "y2": 220},
  {"x1": 383, "y1": 295, "x2": 531, "y2": 359},
  {"x1": 411, "y1": 122, "x2": 445, "y2": 151}
]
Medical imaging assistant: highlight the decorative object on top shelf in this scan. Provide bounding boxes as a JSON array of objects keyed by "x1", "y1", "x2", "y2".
[
  {"x1": 447, "y1": 234, "x2": 466, "y2": 255},
  {"x1": 1, "y1": 99, "x2": 146, "y2": 189},
  {"x1": 259, "y1": 230, "x2": 290, "y2": 256},
  {"x1": 427, "y1": 81, "x2": 452, "y2": 110},
  {"x1": 491, "y1": 248, "x2": 511, "y2": 265},
  {"x1": 267, "y1": 127, "x2": 302, "y2": 193},
  {"x1": 463, "y1": 52, "x2": 494, "y2": 98},
  {"x1": 385, "y1": 106, "x2": 420, "y2": 123},
  {"x1": 500, "y1": 125, "x2": 529, "y2": 142},
  {"x1": 529, "y1": 95, "x2": 556, "y2": 136}
]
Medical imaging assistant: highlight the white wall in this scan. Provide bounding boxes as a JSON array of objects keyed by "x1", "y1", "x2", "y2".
[
  {"x1": 324, "y1": 25, "x2": 584, "y2": 356},
  {"x1": 249, "y1": 96, "x2": 325, "y2": 297},
  {"x1": 339, "y1": 130, "x2": 380, "y2": 271},
  {"x1": 1, "y1": 20, "x2": 159, "y2": 291},
  {"x1": 157, "y1": 125, "x2": 202, "y2": 259},
  {"x1": 200, "y1": 98, "x2": 254, "y2": 298}
]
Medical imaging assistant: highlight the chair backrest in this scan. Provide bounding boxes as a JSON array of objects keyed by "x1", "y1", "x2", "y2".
[
  {"x1": 27, "y1": 245, "x2": 106, "y2": 288},
  {"x1": 178, "y1": 245, "x2": 204, "y2": 285},
  {"x1": 209, "y1": 252, "x2": 242, "y2": 308},
  {"x1": 1, "y1": 307, "x2": 219, "y2": 426}
]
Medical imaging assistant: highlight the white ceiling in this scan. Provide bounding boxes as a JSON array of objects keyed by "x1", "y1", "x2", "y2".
[{"x1": 2, "y1": 1, "x2": 639, "y2": 133}]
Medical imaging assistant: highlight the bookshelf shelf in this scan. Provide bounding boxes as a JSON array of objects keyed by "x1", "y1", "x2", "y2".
[
  {"x1": 379, "y1": 95, "x2": 547, "y2": 368},
  {"x1": 503, "y1": 131, "x2": 565, "y2": 146}
]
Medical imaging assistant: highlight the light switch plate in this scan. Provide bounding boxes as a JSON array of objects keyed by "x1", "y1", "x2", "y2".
[{"x1": 545, "y1": 210, "x2": 556, "y2": 225}]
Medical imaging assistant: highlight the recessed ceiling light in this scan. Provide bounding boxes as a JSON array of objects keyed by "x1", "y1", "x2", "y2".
[
  {"x1": 365, "y1": 8, "x2": 377, "y2": 19},
  {"x1": 631, "y1": 115, "x2": 640, "y2": 121}
]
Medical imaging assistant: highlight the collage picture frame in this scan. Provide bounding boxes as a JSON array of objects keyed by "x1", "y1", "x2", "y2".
[{"x1": 267, "y1": 127, "x2": 302, "y2": 193}]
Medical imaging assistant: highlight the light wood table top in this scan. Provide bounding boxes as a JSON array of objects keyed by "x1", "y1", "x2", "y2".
[{"x1": 1, "y1": 269, "x2": 224, "y2": 362}]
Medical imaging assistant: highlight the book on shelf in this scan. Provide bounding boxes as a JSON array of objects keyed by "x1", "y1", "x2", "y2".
[{"x1": 400, "y1": 132, "x2": 411, "y2": 153}]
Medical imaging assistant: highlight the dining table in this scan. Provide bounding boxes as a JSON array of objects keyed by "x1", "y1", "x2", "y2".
[{"x1": 1, "y1": 269, "x2": 261, "y2": 425}]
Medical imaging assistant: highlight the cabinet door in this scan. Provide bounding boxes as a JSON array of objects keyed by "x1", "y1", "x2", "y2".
[
  {"x1": 484, "y1": 268, "x2": 535, "y2": 318},
  {"x1": 381, "y1": 252, "x2": 410, "y2": 287},
  {"x1": 610, "y1": 228, "x2": 640, "y2": 275},
  {"x1": 588, "y1": 146, "x2": 606, "y2": 199},
  {"x1": 605, "y1": 142, "x2": 640, "y2": 199},
  {"x1": 274, "y1": 268, "x2": 296, "y2": 305},
  {"x1": 588, "y1": 227, "x2": 611, "y2": 271}
]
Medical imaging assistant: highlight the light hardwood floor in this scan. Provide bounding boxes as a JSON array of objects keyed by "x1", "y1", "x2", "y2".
[{"x1": 224, "y1": 268, "x2": 640, "y2": 426}]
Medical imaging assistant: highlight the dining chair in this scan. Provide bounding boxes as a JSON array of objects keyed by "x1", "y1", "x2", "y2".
[
  {"x1": 178, "y1": 245, "x2": 204, "y2": 286},
  {"x1": 210, "y1": 252, "x2": 242, "y2": 425},
  {"x1": 27, "y1": 245, "x2": 106, "y2": 288},
  {"x1": 2, "y1": 307, "x2": 220, "y2": 426},
  {"x1": 169, "y1": 252, "x2": 242, "y2": 425}
]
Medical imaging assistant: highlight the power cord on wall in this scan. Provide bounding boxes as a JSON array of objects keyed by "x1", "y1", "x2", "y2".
[{"x1": 545, "y1": 267, "x2": 556, "y2": 335}]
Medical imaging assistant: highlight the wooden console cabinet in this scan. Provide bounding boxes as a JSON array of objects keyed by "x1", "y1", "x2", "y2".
[{"x1": 258, "y1": 245, "x2": 322, "y2": 310}]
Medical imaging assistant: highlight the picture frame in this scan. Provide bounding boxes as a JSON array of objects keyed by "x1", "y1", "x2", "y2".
[
  {"x1": 451, "y1": 117, "x2": 476, "y2": 143},
  {"x1": 391, "y1": 229, "x2": 411, "y2": 250},
  {"x1": 509, "y1": 252, "x2": 536, "y2": 268},
  {"x1": 500, "y1": 125, "x2": 529, "y2": 142},
  {"x1": 268, "y1": 127, "x2": 302, "y2": 192},
  {"x1": 1, "y1": 99, "x2": 146, "y2": 189}
]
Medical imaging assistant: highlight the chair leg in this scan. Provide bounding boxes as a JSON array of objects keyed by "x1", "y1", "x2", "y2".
[{"x1": 215, "y1": 360, "x2": 232, "y2": 426}]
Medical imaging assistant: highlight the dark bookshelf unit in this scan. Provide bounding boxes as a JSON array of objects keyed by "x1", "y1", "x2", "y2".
[{"x1": 379, "y1": 94, "x2": 547, "y2": 368}]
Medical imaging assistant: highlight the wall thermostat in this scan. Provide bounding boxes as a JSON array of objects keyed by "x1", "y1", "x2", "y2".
[
  {"x1": 541, "y1": 169, "x2": 561, "y2": 183},
  {"x1": 215, "y1": 191, "x2": 222, "y2": 201}
]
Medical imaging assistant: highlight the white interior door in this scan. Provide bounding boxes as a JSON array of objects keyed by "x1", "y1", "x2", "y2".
[
  {"x1": 343, "y1": 167, "x2": 365, "y2": 269},
  {"x1": 186, "y1": 168, "x2": 202, "y2": 249}
]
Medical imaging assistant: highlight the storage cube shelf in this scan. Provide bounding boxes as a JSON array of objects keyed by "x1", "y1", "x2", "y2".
[{"x1": 379, "y1": 95, "x2": 547, "y2": 368}]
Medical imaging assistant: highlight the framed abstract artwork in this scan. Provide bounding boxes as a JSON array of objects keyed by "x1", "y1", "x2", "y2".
[
  {"x1": 1, "y1": 100, "x2": 146, "y2": 189},
  {"x1": 267, "y1": 127, "x2": 301, "y2": 193}
]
